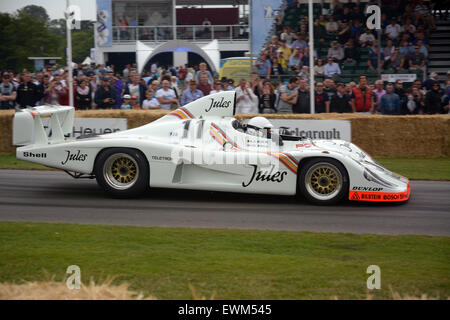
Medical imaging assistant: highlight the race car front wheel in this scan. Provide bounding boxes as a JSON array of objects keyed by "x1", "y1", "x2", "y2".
[
  {"x1": 298, "y1": 158, "x2": 349, "y2": 205},
  {"x1": 94, "y1": 148, "x2": 149, "y2": 198}
]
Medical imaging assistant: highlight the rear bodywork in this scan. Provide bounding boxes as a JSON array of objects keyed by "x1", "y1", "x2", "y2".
[{"x1": 13, "y1": 91, "x2": 410, "y2": 202}]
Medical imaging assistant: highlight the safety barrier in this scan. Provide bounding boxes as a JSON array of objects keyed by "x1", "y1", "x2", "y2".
[{"x1": 1, "y1": 110, "x2": 449, "y2": 157}]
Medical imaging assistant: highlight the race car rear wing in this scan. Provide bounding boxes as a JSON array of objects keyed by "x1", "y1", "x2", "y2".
[{"x1": 13, "y1": 105, "x2": 75, "y2": 146}]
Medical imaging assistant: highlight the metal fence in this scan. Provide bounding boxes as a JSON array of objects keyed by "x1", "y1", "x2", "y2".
[{"x1": 112, "y1": 25, "x2": 249, "y2": 43}]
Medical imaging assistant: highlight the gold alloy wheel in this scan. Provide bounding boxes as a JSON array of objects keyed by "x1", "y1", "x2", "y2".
[
  {"x1": 103, "y1": 153, "x2": 139, "y2": 190},
  {"x1": 305, "y1": 162, "x2": 342, "y2": 201}
]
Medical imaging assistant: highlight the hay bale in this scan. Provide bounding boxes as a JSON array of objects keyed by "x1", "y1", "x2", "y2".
[
  {"x1": 0, "y1": 110, "x2": 15, "y2": 154},
  {"x1": 0, "y1": 278, "x2": 155, "y2": 300}
]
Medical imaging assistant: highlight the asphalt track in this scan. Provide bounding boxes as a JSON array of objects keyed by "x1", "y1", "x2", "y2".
[{"x1": 0, "y1": 169, "x2": 449, "y2": 236}]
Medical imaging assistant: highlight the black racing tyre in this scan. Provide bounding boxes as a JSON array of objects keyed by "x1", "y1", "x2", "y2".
[
  {"x1": 94, "y1": 148, "x2": 149, "y2": 198},
  {"x1": 298, "y1": 158, "x2": 349, "y2": 205}
]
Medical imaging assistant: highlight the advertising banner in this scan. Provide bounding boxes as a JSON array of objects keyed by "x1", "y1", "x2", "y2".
[
  {"x1": 381, "y1": 74, "x2": 417, "y2": 82},
  {"x1": 43, "y1": 118, "x2": 127, "y2": 139},
  {"x1": 95, "y1": 0, "x2": 113, "y2": 47},
  {"x1": 251, "y1": 0, "x2": 283, "y2": 57},
  {"x1": 269, "y1": 119, "x2": 352, "y2": 142}
]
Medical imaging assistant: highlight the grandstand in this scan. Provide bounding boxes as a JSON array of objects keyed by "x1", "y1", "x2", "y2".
[{"x1": 256, "y1": 0, "x2": 445, "y2": 86}]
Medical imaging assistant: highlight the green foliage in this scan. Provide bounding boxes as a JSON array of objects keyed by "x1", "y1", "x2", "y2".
[
  {"x1": 17, "y1": 5, "x2": 50, "y2": 22},
  {"x1": 0, "y1": 12, "x2": 64, "y2": 72},
  {"x1": 0, "y1": 6, "x2": 95, "y2": 72}
]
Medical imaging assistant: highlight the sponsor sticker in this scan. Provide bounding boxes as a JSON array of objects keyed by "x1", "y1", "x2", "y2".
[{"x1": 349, "y1": 183, "x2": 410, "y2": 202}]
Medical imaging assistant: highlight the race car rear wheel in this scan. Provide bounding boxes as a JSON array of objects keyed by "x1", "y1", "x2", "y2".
[
  {"x1": 299, "y1": 158, "x2": 349, "y2": 205},
  {"x1": 94, "y1": 148, "x2": 149, "y2": 198}
]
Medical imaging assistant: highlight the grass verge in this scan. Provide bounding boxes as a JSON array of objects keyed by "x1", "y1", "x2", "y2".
[
  {"x1": 375, "y1": 157, "x2": 450, "y2": 180},
  {"x1": 1, "y1": 153, "x2": 449, "y2": 180},
  {"x1": 0, "y1": 222, "x2": 448, "y2": 299}
]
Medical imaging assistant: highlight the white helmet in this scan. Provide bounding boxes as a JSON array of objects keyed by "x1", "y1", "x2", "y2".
[{"x1": 247, "y1": 116, "x2": 273, "y2": 137}]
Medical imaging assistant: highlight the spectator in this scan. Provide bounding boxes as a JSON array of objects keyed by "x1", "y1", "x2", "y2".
[
  {"x1": 401, "y1": 17, "x2": 417, "y2": 35},
  {"x1": 255, "y1": 54, "x2": 272, "y2": 79},
  {"x1": 142, "y1": 89, "x2": 160, "y2": 109},
  {"x1": 409, "y1": 45, "x2": 426, "y2": 72},
  {"x1": 424, "y1": 82, "x2": 443, "y2": 114},
  {"x1": 394, "y1": 80, "x2": 408, "y2": 114},
  {"x1": 292, "y1": 78, "x2": 310, "y2": 113},
  {"x1": 42, "y1": 79, "x2": 67, "y2": 105},
  {"x1": 75, "y1": 80, "x2": 92, "y2": 110},
  {"x1": 326, "y1": 15, "x2": 338, "y2": 34},
  {"x1": 314, "y1": 82, "x2": 330, "y2": 113},
  {"x1": 330, "y1": 83, "x2": 353, "y2": 113},
  {"x1": 226, "y1": 79, "x2": 235, "y2": 91},
  {"x1": 210, "y1": 81, "x2": 224, "y2": 95},
  {"x1": 185, "y1": 68, "x2": 195, "y2": 83},
  {"x1": 373, "y1": 80, "x2": 386, "y2": 112},
  {"x1": 277, "y1": 76, "x2": 299, "y2": 113},
  {"x1": 350, "y1": 6, "x2": 363, "y2": 23},
  {"x1": 385, "y1": 17, "x2": 402, "y2": 41},
  {"x1": 368, "y1": 45, "x2": 385, "y2": 72},
  {"x1": 300, "y1": 47, "x2": 311, "y2": 68},
  {"x1": 258, "y1": 81, "x2": 277, "y2": 114},
  {"x1": 416, "y1": 39, "x2": 429, "y2": 59},
  {"x1": 350, "y1": 19, "x2": 364, "y2": 39},
  {"x1": 0, "y1": 72, "x2": 17, "y2": 109},
  {"x1": 197, "y1": 72, "x2": 212, "y2": 96},
  {"x1": 120, "y1": 94, "x2": 132, "y2": 110},
  {"x1": 344, "y1": 39, "x2": 359, "y2": 62},
  {"x1": 124, "y1": 74, "x2": 147, "y2": 107},
  {"x1": 280, "y1": 26, "x2": 296, "y2": 47},
  {"x1": 16, "y1": 72, "x2": 40, "y2": 108},
  {"x1": 271, "y1": 57, "x2": 284, "y2": 79},
  {"x1": 94, "y1": 77, "x2": 117, "y2": 109},
  {"x1": 314, "y1": 58, "x2": 325, "y2": 76},
  {"x1": 278, "y1": 40, "x2": 292, "y2": 67},
  {"x1": 288, "y1": 49, "x2": 302, "y2": 72},
  {"x1": 298, "y1": 66, "x2": 310, "y2": 83},
  {"x1": 406, "y1": 87, "x2": 425, "y2": 114},
  {"x1": 383, "y1": 39, "x2": 395, "y2": 63},
  {"x1": 337, "y1": 19, "x2": 351, "y2": 44},
  {"x1": 351, "y1": 76, "x2": 373, "y2": 113},
  {"x1": 389, "y1": 48, "x2": 406, "y2": 71},
  {"x1": 181, "y1": 80, "x2": 204, "y2": 106},
  {"x1": 130, "y1": 95, "x2": 140, "y2": 109},
  {"x1": 291, "y1": 34, "x2": 307, "y2": 51},
  {"x1": 194, "y1": 62, "x2": 213, "y2": 85},
  {"x1": 423, "y1": 72, "x2": 440, "y2": 91},
  {"x1": 323, "y1": 78, "x2": 337, "y2": 100},
  {"x1": 328, "y1": 41, "x2": 345, "y2": 62},
  {"x1": 399, "y1": 40, "x2": 413, "y2": 58},
  {"x1": 156, "y1": 79, "x2": 178, "y2": 110},
  {"x1": 235, "y1": 79, "x2": 258, "y2": 114},
  {"x1": 359, "y1": 29, "x2": 375, "y2": 47},
  {"x1": 323, "y1": 57, "x2": 341, "y2": 79},
  {"x1": 380, "y1": 83, "x2": 401, "y2": 115}
]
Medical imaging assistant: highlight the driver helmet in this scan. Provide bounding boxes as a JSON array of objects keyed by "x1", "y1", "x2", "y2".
[{"x1": 247, "y1": 116, "x2": 273, "y2": 137}]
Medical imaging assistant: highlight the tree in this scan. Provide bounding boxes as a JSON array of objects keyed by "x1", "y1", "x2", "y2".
[
  {"x1": 17, "y1": 5, "x2": 50, "y2": 23},
  {"x1": 0, "y1": 12, "x2": 64, "y2": 71},
  {"x1": 72, "y1": 28, "x2": 94, "y2": 64}
]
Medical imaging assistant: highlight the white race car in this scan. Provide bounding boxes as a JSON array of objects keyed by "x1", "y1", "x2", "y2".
[{"x1": 13, "y1": 91, "x2": 410, "y2": 205}]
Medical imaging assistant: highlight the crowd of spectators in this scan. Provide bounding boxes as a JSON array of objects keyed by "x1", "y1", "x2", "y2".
[
  {"x1": 1, "y1": 62, "x2": 448, "y2": 115},
  {"x1": 0, "y1": 0, "x2": 448, "y2": 115},
  {"x1": 256, "y1": 0, "x2": 437, "y2": 83}
]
